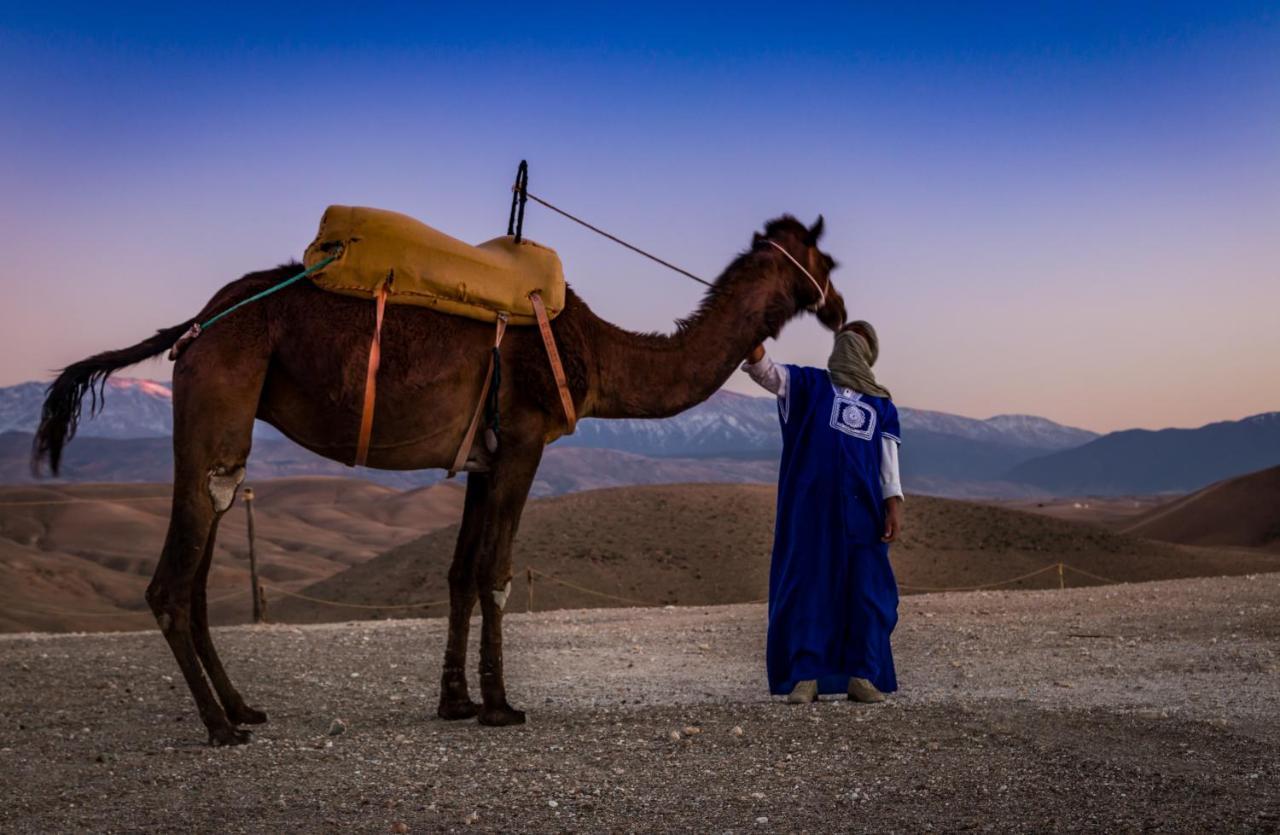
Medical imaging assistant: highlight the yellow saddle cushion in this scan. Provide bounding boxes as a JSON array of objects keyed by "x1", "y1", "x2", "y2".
[{"x1": 303, "y1": 205, "x2": 565, "y2": 325}]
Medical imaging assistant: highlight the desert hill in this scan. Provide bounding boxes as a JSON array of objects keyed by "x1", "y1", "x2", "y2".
[
  {"x1": 273, "y1": 483, "x2": 1280, "y2": 622},
  {"x1": 0, "y1": 477, "x2": 464, "y2": 632},
  {"x1": 9, "y1": 478, "x2": 1278, "y2": 634},
  {"x1": 1121, "y1": 464, "x2": 1280, "y2": 552}
]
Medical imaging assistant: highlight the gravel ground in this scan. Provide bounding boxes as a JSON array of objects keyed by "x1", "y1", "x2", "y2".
[{"x1": 2, "y1": 573, "x2": 1278, "y2": 833}]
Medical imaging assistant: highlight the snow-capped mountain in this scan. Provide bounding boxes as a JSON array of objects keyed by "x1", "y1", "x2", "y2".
[
  {"x1": 0, "y1": 378, "x2": 174, "y2": 438},
  {"x1": 897, "y1": 408, "x2": 1098, "y2": 451},
  {"x1": 6, "y1": 377, "x2": 1274, "y2": 497},
  {"x1": 561, "y1": 391, "x2": 1098, "y2": 458},
  {"x1": 0, "y1": 378, "x2": 1096, "y2": 458},
  {"x1": 0, "y1": 377, "x2": 1095, "y2": 494},
  {"x1": 560, "y1": 391, "x2": 783, "y2": 457}
]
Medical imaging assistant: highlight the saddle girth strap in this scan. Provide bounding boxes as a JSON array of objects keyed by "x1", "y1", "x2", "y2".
[
  {"x1": 354, "y1": 278, "x2": 390, "y2": 467},
  {"x1": 529, "y1": 291, "x2": 577, "y2": 433},
  {"x1": 449, "y1": 314, "x2": 509, "y2": 477}
]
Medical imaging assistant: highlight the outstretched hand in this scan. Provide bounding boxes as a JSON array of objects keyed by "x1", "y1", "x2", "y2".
[{"x1": 882, "y1": 497, "x2": 904, "y2": 543}]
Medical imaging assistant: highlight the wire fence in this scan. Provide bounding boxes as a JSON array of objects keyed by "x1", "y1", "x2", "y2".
[
  {"x1": 260, "y1": 584, "x2": 450, "y2": 611},
  {"x1": 525, "y1": 567, "x2": 655, "y2": 606},
  {"x1": 4, "y1": 486, "x2": 1129, "y2": 623},
  {"x1": 896, "y1": 561, "x2": 1126, "y2": 593},
  {"x1": 3, "y1": 560, "x2": 1129, "y2": 627},
  {"x1": 2, "y1": 589, "x2": 249, "y2": 622},
  {"x1": 256, "y1": 561, "x2": 1125, "y2": 615}
]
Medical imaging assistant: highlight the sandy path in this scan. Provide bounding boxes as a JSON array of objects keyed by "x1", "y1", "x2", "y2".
[{"x1": 2, "y1": 574, "x2": 1278, "y2": 833}]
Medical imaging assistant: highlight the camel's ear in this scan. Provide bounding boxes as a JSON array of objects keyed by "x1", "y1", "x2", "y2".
[
  {"x1": 752, "y1": 232, "x2": 766, "y2": 248},
  {"x1": 804, "y1": 215, "x2": 825, "y2": 246}
]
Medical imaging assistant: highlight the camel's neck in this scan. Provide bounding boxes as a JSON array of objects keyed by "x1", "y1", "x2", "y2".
[{"x1": 581, "y1": 253, "x2": 799, "y2": 419}]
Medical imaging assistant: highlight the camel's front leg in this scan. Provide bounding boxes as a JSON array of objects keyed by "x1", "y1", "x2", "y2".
[
  {"x1": 474, "y1": 445, "x2": 542, "y2": 726},
  {"x1": 476, "y1": 577, "x2": 521, "y2": 725},
  {"x1": 437, "y1": 474, "x2": 488, "y2": 720}
]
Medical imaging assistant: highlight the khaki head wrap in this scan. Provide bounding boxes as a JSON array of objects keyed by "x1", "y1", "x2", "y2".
[{"x1": 828, "y1": 320, "x2": 891, "y2": 399}]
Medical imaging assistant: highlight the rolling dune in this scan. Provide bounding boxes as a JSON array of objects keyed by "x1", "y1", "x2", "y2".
[
  {"x1": 274, "y1": 483, "x2": 1280, "y2": 622},
  {"x1": 1122, "y1": 465, "x2": 1280, "y2": 551},
  {"x1": 7, "y1": 479, "x2": 1277, "y2": 633},
  {"x1": 0, "y1": 478, "x2": 464, "y2": 632}
]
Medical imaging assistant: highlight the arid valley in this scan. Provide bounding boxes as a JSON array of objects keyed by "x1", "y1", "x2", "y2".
[{"x1": 2, "y1": 468, "x2": 1279, "y2": 829}]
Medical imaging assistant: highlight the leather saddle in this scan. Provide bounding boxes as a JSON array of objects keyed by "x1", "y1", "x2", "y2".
[{"x1": 304, "y1": 205, "x2": 566, "y2": 326}]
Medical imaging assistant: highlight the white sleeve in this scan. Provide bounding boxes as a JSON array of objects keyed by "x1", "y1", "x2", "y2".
[
  {"x1": 741, "y1": 355, "x2": 788, "y2": 400},
  {"x1": 880, "y1": 436, "x2": 903, "y2": 500}
]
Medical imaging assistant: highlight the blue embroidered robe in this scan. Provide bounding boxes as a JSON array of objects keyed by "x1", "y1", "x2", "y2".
[{"x1": 767, "y1": 365, "x2": 901, "y2": 695}]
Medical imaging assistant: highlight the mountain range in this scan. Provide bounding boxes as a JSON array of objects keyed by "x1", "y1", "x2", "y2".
[
  {"x1": 2, "y1": 377, "x2": 1277, "y2": 496},
  {"x1": 1008, "y1": 412, "x2": 1280, "y2": 494},
  {"x1": 1, "y1": 379, "x2": 176, "y2": 438},
  {"x1": 558, "y1": 391, "x2": 1097, "y2": 459}
]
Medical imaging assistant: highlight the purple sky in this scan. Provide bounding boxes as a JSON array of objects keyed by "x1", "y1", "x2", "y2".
[{"x1": 1, "y1": 3, "x2": 1277, "y2": 432}]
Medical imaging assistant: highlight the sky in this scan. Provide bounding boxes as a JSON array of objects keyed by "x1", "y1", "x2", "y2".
[{"x1": 1, "y1": 2, "x2": 1276, "y2": 433}]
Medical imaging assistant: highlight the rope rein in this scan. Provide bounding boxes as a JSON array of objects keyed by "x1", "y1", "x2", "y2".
[
  {"x1": 519, "y1": 188, "x2": 715, "y2": 288},
  {"x1": 518, "y1": 177, "x2": 827, "y2": 310},
  {"x1": 764, "y1": 239, "x2": 827, "y2": 310}
]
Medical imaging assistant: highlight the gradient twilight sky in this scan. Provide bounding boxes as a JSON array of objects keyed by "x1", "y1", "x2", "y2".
[{"x1": 1, "y1": 3, "x2": 1277, "y2": 432}]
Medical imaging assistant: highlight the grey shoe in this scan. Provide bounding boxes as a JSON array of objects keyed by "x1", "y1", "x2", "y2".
[
  {"x1": 786, "y1": 679, "x2": 818, "y2": 704},
  {"x1": 848, "y1": 677, "x2": 886, "y2": 703}
]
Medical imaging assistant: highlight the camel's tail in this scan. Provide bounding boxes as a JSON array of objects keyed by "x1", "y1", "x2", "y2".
[{"x1": 32, "y1": 319, "x2": 196, "y2": 476}]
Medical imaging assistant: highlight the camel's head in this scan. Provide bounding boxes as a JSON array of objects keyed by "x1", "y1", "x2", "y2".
[{"x1": 754, "y1": 215, "x2": 846, "y2": 332}]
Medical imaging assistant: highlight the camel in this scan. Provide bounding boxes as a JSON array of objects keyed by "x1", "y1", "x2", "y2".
[{"x1": 33, "y1": 214, "x2": 846, "y2": 745}]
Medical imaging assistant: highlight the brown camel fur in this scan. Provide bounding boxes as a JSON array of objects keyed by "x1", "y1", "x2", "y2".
[{"x1": 33, "y1": 214, "x2": 846, "y2": 745}]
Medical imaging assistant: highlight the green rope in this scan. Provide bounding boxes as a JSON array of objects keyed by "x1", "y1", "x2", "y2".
[{"x1": 199, "y1": 253, "x2": 338, "y2": 331}]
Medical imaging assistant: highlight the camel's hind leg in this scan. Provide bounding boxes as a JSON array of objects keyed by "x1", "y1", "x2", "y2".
[
  {"x1": 191, "y1": 513, "x2": 268, "y2": 726},
  {"x1": 147, "y1": 360, "x2": 264, "y2": 746},
  {"x1": 147, "y1": 466, "x2": 249, "y2": 745}
]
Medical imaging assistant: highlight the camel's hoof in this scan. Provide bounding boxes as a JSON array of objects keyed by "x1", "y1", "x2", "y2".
[
  {"x1": 208, "y1": 726, "x2": 253, "y2": 747},
  {"x1": 437, "y1": 699, "x2": 482, "y2": 721},
  {"x1": 228, "y1": 705, "x2": 268, "y2": 725},
  {"x1": 478, "y1": 704, "x2": 526, "y2": 727}
]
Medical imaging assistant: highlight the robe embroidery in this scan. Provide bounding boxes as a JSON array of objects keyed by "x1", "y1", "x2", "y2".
[{"x1": 830, "y1": 393, "x2": 877, "y2": 440}]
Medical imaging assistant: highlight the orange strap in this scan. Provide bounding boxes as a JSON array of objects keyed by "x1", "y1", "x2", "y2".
[
  {"x1": 449, "y1": 314, "x2": 508, "y2": 477},
  {"x1": 530, "y1": 291, "x2": 577, "y2": 433},
  {"x1": 353, "y1": 279, "x2": 389, "y2": 467}
]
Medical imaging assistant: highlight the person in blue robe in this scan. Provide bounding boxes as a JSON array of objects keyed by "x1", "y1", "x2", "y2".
[{"x1": 742, "y1": 320, "x2": 904, "y2": 703}]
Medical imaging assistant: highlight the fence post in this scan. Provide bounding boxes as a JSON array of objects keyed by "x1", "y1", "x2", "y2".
[
  {"x1": 527, "y1": 567, "x2": 534, "y2": 613},
  {"x1": 1058, "y1": 562, "x2": 1065, "y2": 591},
  {"x1": 244, "y1": 487, "x2": 265, "y2": 624}
]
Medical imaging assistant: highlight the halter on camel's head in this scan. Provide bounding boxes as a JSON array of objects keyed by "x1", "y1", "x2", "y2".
[{"x1": 753, "y1": 215, "x2": 847, "y2": 332}]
